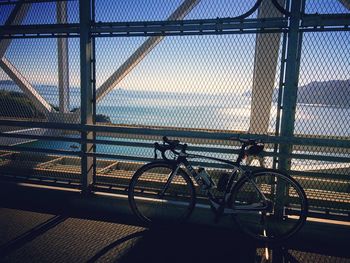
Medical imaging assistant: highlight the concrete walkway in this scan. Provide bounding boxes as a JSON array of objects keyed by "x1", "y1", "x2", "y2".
[{"x1": 0, "y1": 182, "x2": 350, "y2": 262}]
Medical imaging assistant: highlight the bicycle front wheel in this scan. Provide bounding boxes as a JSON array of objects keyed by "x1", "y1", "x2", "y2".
[
  {"x1": 128, "y1": 161, "x2": 196, "y2": 225},
  {"x1": 230, "y1": 169, "x2": 308, "y2": 241}
]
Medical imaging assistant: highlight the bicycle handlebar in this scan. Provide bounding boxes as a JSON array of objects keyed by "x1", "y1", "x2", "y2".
[
  {"x1": 230, "y1": 137, "x2": 260, "y2": 146},
  {"x1": 163, "y1": 136, "x2": 180, "y2": 147},
  {"x1": 154, "y1": 136, "x2": 188, "y2": 160},
  {"x1": 230, "y1": 137, "x2": 264, "y2": 161},
  {"x1": 154, "y1": 136, "x2": 263, "y2": 162}
]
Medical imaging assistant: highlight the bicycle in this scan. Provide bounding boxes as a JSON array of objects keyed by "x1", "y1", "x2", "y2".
[{"x1": 128, "y1": 136, "x2": 308, "y2": 241}]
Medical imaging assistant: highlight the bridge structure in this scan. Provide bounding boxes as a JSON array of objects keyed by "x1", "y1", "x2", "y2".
[{"x1": 0, "y1": 0, "x2": 349, "y2": 223}]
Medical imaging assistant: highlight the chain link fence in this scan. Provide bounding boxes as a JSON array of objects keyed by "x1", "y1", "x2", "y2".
[{"x1": 0, "y1": 0, "x2": 349, "y2": 221}]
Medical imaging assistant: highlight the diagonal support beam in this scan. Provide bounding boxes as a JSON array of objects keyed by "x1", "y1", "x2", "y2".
[
  {"x1": 338, "y1": 0, "x2": 350, "y2": 10},
  {"x1": 0, "y1": 1, "x2": 54, "y2": 115},
  {"x1": 0, "y1": 57, "x2": 52, "y2": 115},
  {"x1": 96, "y1": 0, "x2": 200, "y2": 102},
  {"x1": 0, "y1": 0, "x2": 30, "y2": 58}
]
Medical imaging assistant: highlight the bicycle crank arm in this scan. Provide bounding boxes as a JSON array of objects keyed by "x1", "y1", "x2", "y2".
[
  {"x1": 223, "y1": 202, "x2": 273, "y2": 215},
  {"x1": 235, "y1": 202, "x2": 270, "y2": 210},
  {"x1": 223, "y1": 209, "x2": 268, "y2": 215}
]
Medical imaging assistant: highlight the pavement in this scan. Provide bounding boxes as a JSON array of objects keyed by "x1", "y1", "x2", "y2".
[{"x1": 0, "y1": 182, "x2": 350, "y2": 263}]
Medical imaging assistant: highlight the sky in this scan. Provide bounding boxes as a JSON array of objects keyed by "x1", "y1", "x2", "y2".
[{"x1": 0, "y1": 0, "x2": 349, "y2": 95}]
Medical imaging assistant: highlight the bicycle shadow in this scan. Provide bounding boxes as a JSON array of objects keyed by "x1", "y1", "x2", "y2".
[
  {"x1": 88, "y1": 224, "x2": 259, "y2": 263},
  {"x1": 86, "y1": 223, "x2": 322, "y2": 263}
]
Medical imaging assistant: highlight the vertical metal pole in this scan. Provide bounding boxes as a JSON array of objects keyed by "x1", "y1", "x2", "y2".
[
  {"x1": 57, "y1": 1, "x2": 70, "y2": 114},
  {"x1": 273, "y1": 32, "x2": 287, "y2": 170},
  {"x1": 91, "y1": 0, "x2": 97, "y2": 183},
  {"x1": 279, "y1": 0, "x2": 304, "y2": 171},
  {"x1": 79, "y1": 0, "x2": 93, "y2": 194},
  {"x1": 274, "y1": 0, "x2": 304, "y2": 219}
]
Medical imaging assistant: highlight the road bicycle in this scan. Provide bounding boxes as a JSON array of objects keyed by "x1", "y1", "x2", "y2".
[{"x1": 128, "y1": 136, "x2": 308, "y2": 241}]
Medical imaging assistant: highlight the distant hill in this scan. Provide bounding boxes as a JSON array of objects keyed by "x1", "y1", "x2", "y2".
[
  {"x1": 2, "y1": 79, "x2": 349, "y2": 108},
  {"x1": 0, "y1": 83, "x2": 111, "y2": 122},
  {"x1": 243, "y1": 79, "x2": 350, "y2": 108},
  {"x1": 0, "y1": 90, "x2": 45, "y2": 119},
  {"x1": 298, "y1": 79, "x2": 350, "y2": 107}
]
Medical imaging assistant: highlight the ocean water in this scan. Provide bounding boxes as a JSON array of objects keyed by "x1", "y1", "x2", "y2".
[
  {"x1": 3, "y1": 83, "x2": 349, "y2": 137},
  {"x1": 96, "y1": 89, "x2": 350, "y2": 137},
  {"x1": 97, "y1": 102, "x2": 350, "y2": 137},
  {"x1": 11, "y1": 85, "x2": 347, "y2": 168}
]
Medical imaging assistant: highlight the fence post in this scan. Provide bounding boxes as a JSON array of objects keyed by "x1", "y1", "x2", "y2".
[
  {"x1": 279, "y1": 0, "x2": 304, "y2": 171},
  {"x1": 79, "y1": 0, "x2": 94, "y2": 194}
]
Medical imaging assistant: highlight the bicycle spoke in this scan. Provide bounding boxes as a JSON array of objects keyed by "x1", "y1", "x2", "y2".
[
  {"x1": 230, "y1": 170, "x2": 308, "y2": 241},
  {"x1": 129, "y1": 162, "x2": 195, "y2": 224}
]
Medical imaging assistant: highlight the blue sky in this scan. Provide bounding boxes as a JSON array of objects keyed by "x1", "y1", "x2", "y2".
[{"x1": 0, "y1": 0, "x2": 349, "y2": 94}]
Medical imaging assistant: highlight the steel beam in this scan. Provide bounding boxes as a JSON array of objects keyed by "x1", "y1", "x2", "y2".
[
  {"x1": 95, "y1": 0, "x2": 200, "y2": 102},
  {"x1": 79, "y1": 0, "x2": 93, "y2": 194},
  {"x1": 0, "y1": 0, "x2": 30, "y2": 58},
  {"x1": 0, "y1": 56, "x2": 53, "y2": 114},
  {"x1": 302, "y1": 14, "x2": 350, "y2": 28},
  {"x1": 0, "y1": 57, "x2": 53, "y2": 115},
  {"x1": 0, "y1": 0, "x2": 53, "y2": 115},
  {"x1": 279, "y1": 0, "x2": 304, "y2": 171},
  {"x1": 0, "y1": 24, "x2": 80, "y2": 38},
  {"x1": 1, "y1": 118, "x2": 350, "y2": 150},
  {"x1": 249, "y1": 0, "x2": 285, "y2": 134},
  {"x1": 339, "y1": 0, "x2": 350, "y2": 10},
  {"x1": 0, "y1": 19, "x2": 289, "y2": 38},
  {"x1": 57, "y1": 0, "x2": 70, "y2": 113},
  {"x1": 91, "y1": 18, "x2": 288, "y2": 36}
]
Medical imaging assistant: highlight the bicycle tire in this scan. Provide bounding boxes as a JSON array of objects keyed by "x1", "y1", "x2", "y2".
[
  {"x1": 229, "y1": 169, "x2": 308, "y2": 241},
  {"x1": 128, "y1": 161, "x2": 196, "y2": 225}
]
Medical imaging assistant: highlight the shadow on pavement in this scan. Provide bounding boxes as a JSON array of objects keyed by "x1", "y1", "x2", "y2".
[
  {"x1": 0, "y1": 215, "x2": 68, "y2": 258},
  {"x1": 87, "y1": 225, "x2": 258, "y2": 263},
  {"x1": 1, "y1": 183, "x2": 349, "y2": 263}
]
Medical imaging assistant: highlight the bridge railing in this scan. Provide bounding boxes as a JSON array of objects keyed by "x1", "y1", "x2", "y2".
[{"x1": 0, "y1": 0, "x2": 349, "y2": 221}]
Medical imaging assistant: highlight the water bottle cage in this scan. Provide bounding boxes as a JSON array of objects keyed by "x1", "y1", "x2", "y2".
[
  {"x1": 217, "y1": 173, "x2": 230, "y2": 192},
  {"x1": 195, "y1": 175, "x2": 212, "y2": 190},
  {"x1": 195, "y1": 176, "x2": 205, "y2": 188}
]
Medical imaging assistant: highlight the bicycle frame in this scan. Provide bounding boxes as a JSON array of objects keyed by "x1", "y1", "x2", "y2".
[
  {"x1": 130, "y1": 137, "x2": 308, "y2": 241},
  {"x1": 162, "y1": 151, "x2": 272, "y2": 219}
]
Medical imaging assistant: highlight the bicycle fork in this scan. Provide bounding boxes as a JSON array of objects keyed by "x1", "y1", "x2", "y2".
[{"x1": 159, "y1": 166, "x2": 180, "y2": 198}]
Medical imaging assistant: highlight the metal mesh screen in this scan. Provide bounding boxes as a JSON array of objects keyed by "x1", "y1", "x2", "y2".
[
  {"x1": 297, "y1": 31, "x2": 350, "y2": 137},
  {"x1": 291, "y1": 30, "x2": 350, "y2": 215},
  {"x1": 6, "y1": 38, "x2": 59, "y2": 92},
  {"x1": 0, "y1": 67, "x2": 46, "y2": 120},
  {"x1": 0, "y1": 0, "x2": 349, "y2": 221},
  {"x1": 0, "y1": 1, "x2": 81, "y2": 186},
  {"x1": 95, "y1": 0, "x2": 260, "y2": 22},
  {"x1": 95, "y1": 34, "x2": 259, "y2": 131},
  {"x1": 305, "y1": 0, "x2": 350, "y2": 14},
  {"x1": 0, "y1": 126, "x2": 81, "y2": 187},
  {"x1": 0, "y1": 37, "x2": 81, "y2": 122},
  {"x1": 0, "y1": 1, "x2": 79, "y2": 25},
  {"x1": 291, "y1": 144, "x2": 350, "y2": 215}
]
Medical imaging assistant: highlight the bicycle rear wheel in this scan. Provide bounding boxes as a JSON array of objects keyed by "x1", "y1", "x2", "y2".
[
  {"x1": 230, "y1": 169, "x2": 308, "y2": 241},
  {"x1": 128, "y1": 161, "x2": 196, "y2": 225}
]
